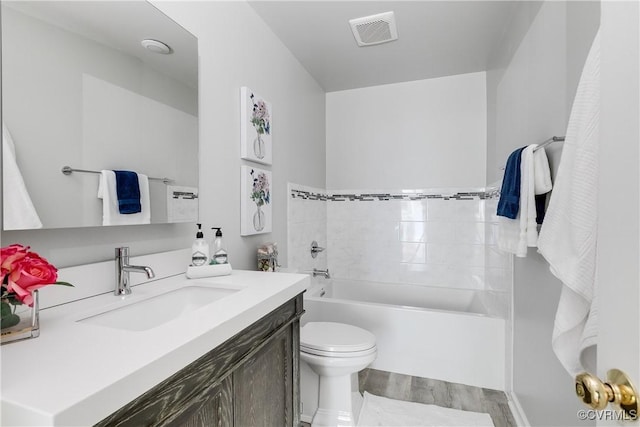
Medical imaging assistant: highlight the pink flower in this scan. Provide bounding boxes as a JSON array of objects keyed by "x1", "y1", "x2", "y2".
[
  {"x1": 6, "y1": 252, "x2": 59, "y2": 306},
  {"x1": 1, "y1": 244, "x2": 29, "y2": 281}
]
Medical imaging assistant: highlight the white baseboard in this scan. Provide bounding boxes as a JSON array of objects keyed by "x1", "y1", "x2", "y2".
[
  {"x1": 301, "y1": 414, "x2": 313, "y2": 424},
  {"x1": 507, "y1": 391, "x2": 531, "y2": 427}
]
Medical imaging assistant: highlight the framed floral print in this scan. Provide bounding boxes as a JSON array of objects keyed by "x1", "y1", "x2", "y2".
[
  {"x1": 241, "y1": 165, "x2": 272, "y2": 235},
  {"x1": 240, "y1": 87, "x2": 272, "y2": 165}
]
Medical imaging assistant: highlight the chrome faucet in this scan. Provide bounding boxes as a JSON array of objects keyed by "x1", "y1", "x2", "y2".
[
  {"x1": 305, "y1": 268, "x2": 330, "y2": 279},
  {"x1": 115, "y1": 247, "x2": 155, "y2": 296}
]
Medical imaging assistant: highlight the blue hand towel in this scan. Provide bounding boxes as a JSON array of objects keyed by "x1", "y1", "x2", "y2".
[
  {"x1": 113, "y1": 170, "x2": 141, "y2": 214},
  {"x1": 497, "y1": 147, "x2": 525, "y2": 219}
]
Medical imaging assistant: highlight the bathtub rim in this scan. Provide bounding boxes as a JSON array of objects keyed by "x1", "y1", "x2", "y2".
[{"x1": 304, "y1": 281, "x2": 504, "y2": 320}]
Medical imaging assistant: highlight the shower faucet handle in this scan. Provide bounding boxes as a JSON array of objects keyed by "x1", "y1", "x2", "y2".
[{"x1": 310, "y1": 241, "x2": 325, "y2": 258}]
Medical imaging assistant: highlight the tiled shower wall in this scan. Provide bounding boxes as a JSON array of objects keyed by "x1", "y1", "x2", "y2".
[
  {"x1": 287, "y1": 184, "x2": 512, "y2": 317},
  {"x1": 287, "y1": 184, "x2": 328, "y2": 273}
]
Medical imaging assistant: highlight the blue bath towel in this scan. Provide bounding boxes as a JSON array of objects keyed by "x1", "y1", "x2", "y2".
[
  {"x1": 497, "y1": 147, "x2": 525, "y2": 219},
  {"x1": 113, "y1": 170, "x2": 141, "y2": 214}
]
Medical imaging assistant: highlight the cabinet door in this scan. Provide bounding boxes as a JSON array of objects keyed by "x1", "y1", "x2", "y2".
[
  {"x1": 233, "y1": 327, "x2": 294, "y2": 427},
  {"x1": 160, "y1": 376, "x2": 233, "y2": 427}
]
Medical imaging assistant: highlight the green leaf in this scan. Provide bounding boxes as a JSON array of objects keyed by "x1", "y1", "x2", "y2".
[
  {"x1": 1, "y1": 313, "x2": 20, "y2": 329},
  {"x1": 54, "y1": 281, "x2": 74, "y2": 287},
  {"x1": 1, "y1": 301, "x2": 12, "y2": 317}
]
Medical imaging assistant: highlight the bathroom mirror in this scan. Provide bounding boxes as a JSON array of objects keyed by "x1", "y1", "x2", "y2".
[{"x1": 1, "y1": 1, "x2": 198, "y2": 230}]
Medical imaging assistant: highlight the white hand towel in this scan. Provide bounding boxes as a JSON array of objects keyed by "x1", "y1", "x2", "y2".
[
  {"x1": 497, "y1": 144, "x2": 538, "y2": 257},
  {"x1": 97, "y1": 170, "x2": 151, "y2": 226},
  {"x1": 521, "y1": 145, "x2": 539, "y2": 248},
  {"x1": 497, "y1": 215, "x2": 524, "y2": 257},
  {"x1": 533, "y1": 147, "x2": 552, "y2": 195},
  {"x1": 2, "y1": 123, "x2": 43, "y2": 230},
  {"x1": 537, "y1": 30, "x2": 600, "y2": 376}
]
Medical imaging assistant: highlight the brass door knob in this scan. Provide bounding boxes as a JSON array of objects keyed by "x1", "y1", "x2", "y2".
[{"x1": 575, "y1": 369, "x2": 638, "y2": 420}]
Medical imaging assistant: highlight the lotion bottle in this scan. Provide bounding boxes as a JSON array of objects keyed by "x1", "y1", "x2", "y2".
[
  {"x1": 191, "y1": 223, "x2": 209, "y2": 266},
  {"x1": 211, "y1": 227, "x2": 228, "y2": 264}
]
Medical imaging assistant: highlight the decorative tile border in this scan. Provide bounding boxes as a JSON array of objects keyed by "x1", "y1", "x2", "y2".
[
  {"x1": 291, "y1": 188, "x2": 499, "y2": 202},
  {"x1": 290, "y1": 189, "x2": 327, "y2": 201}
]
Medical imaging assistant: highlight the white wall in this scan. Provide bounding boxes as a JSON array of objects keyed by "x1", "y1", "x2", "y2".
[
  {"x1": 1, "y1": 1, "x2": 326, "y2": 269},
  {"x1": 152, "y1": 1, "x2": 326, "y2": 271},
  {"x1": 486, "y1": 1, "x2": 600, "y2": 426},
  {"x1": 326, "y1": 72, "x2": 487, "y2": 190}
]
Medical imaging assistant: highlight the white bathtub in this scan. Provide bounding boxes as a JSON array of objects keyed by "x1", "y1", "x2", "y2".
[{"x1": 302, "y1": 279, "x2": 506, "y2": 390}]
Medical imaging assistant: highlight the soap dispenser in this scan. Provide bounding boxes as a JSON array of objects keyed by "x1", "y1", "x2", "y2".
[
  {"x1": 191, "y1": 223, "x2": 209, "y2": 266},
  {"x1": 211, "y1": 227, "x2": 228, "y2": 264}
]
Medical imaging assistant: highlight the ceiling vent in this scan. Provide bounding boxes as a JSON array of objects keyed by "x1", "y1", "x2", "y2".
[{"x1": 349, "y1": 11, "x2": 398, "y2": 47}]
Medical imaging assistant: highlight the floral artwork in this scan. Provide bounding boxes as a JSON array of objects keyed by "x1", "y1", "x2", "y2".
[
  {"x1": 241, "y1": 166, "x2": 272, "y2": 236},
  {"x1": 240, "y1": 87, "x2": 272, "y2": 165}
]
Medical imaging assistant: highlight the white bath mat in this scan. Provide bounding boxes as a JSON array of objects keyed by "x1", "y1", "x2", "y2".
[{"x1": 357, "y1": 392, "x2": 495, "y2": 427}]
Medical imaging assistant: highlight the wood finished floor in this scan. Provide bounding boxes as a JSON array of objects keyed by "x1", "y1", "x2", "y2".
[{"x1": 302, "y1": 368, "x2": 516, "y2": 427}]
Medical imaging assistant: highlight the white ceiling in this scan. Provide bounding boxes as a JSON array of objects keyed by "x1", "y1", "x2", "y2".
[{"x1": 248, "y1": 1, "x2": 518, "y2": 92}]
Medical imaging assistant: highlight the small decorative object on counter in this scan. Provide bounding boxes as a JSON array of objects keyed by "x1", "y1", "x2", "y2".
[
  {"x1": 1, "y1": 244, "x2": 73, "y2": 344},
  {"x1": 257, "y1": 242, "x2": 278, "y2": 272}
]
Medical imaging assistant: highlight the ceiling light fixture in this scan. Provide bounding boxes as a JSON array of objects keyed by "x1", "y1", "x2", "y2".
[{"x1": 140, "y1": 39, "x2": 173, "y2": 55}]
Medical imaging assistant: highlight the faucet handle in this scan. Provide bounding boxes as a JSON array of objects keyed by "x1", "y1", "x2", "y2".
[{"x1": 310, "y1": 241, "x2": 326, "y2": 258}]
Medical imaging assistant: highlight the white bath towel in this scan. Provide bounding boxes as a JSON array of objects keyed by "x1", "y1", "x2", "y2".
[
  {"x1": 497, "y1": 144, "x2": 538, "y2": 257},
  {"x1": 2, "y1": 123, "x2": 43, "y2": 230},
  {"x1": 537, "y1": 30, "x2": 600, "y2": 376},
  {"x1": 97, "y1": 170, "x2": 151, "y2": 226}
]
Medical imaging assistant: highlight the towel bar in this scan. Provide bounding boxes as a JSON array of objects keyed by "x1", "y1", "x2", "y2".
[
  {"x1": 533, "y1": 136, "x2": 565, "y2": 152},
  {"x1": 61, "y1": 166, "x2": 173, "y2": 184}
]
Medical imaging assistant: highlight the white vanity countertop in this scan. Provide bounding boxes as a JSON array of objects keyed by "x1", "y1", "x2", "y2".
[{"x1": 1, "y1": 270, "x2": 309, "y2": 426}]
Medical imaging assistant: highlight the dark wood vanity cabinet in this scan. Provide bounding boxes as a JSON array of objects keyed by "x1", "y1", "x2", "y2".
[
  {"x1": 163, "y1": 376, "x2": 234, "y2": 427},
  {"x1": 233, "y1": 325, "x2": 295, "y2": 426},
  {"x1": 95, "y1": 294, "x2": 303, "y2": 427}
]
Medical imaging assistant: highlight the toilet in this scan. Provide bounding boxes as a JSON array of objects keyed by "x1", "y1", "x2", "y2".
[{"x1": 300, "y1": 322, "x2": 377, "y2": 427}]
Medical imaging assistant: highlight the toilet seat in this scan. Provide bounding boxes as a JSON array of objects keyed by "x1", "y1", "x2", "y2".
[
  {"x1": 301, "y1": 322, "x2": 376, "y2": 357},
  {"x1": 300, "y1": 345, "x2": 377, "y2": 358}
]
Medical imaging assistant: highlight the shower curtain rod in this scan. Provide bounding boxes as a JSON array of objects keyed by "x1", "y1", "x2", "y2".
[
  {"x1": 533, "y1": 136, "x2": 565, "y2": 152},
  {"x1": 61, "y1": 166, "x2": 173, "y2": 184}
]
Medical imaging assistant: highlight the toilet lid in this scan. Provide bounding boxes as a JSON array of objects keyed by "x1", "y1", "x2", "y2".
[{"x1": 300, "y1": 322, "x2": 376, "y2": 353}]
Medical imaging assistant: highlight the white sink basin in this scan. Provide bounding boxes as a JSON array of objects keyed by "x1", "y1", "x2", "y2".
[{"x1": 78, "y1": 286, "x2": 238, "y2": 331}]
